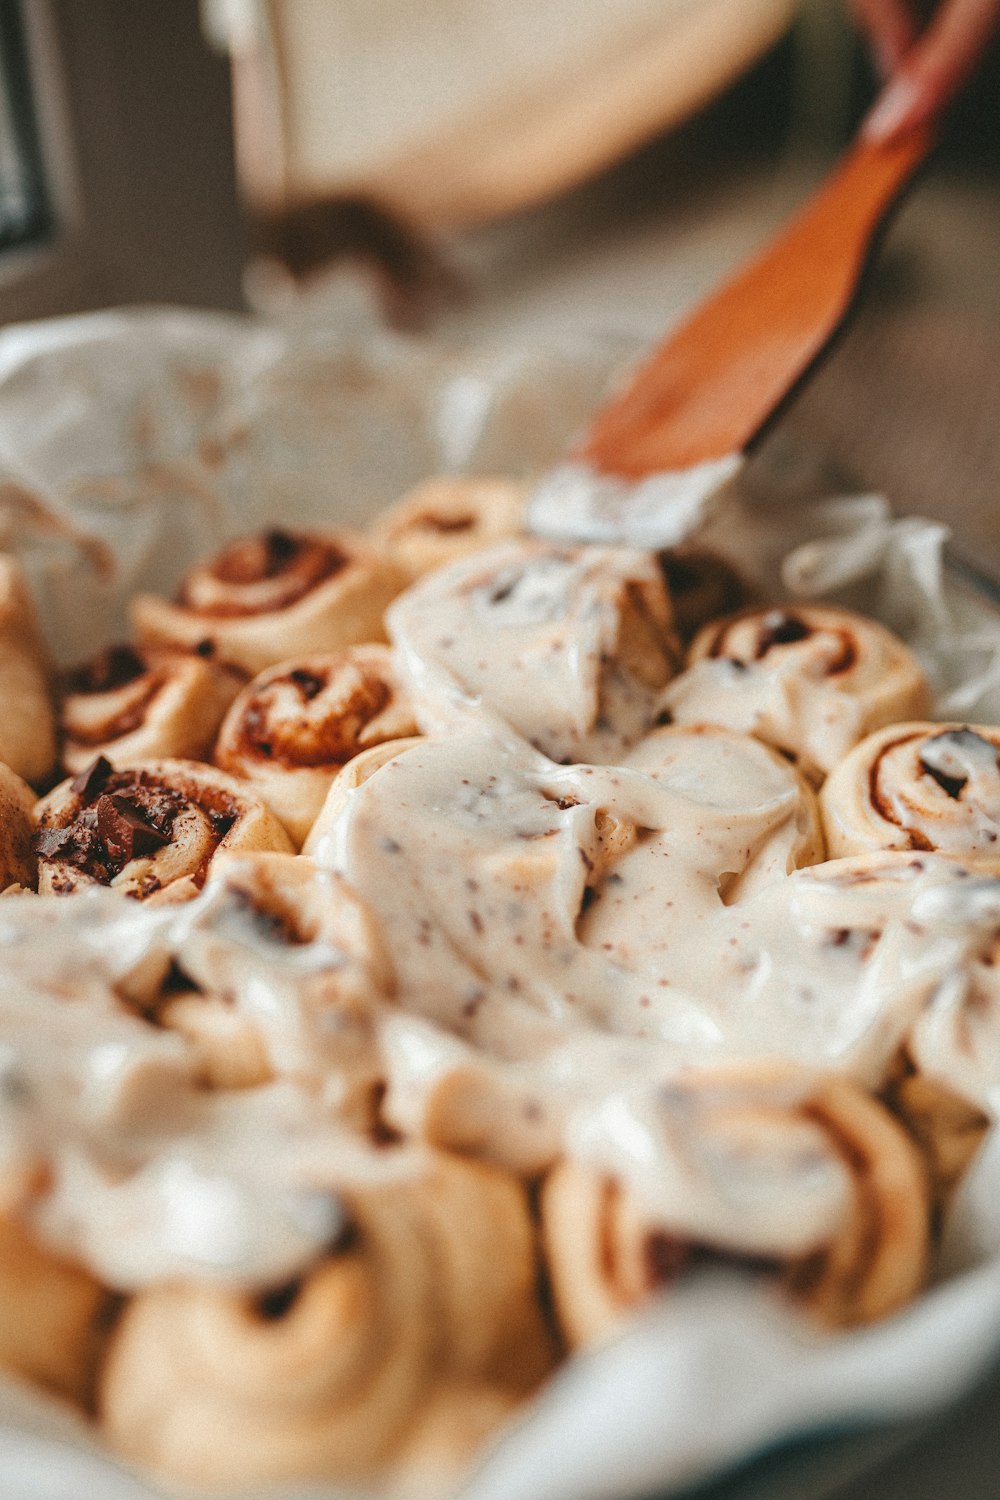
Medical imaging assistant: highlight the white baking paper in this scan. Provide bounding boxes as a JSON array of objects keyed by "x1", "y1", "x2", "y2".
[{"x1": 2, "y1": 302, "x2": 1000, "y2": 1500}]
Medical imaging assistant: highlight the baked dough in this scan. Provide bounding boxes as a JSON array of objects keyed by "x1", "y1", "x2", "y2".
[{"x1": 0, "y1": 556, "x2": 56, "y2": 786}]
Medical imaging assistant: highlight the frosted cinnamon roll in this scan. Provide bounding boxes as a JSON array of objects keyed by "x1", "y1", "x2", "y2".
[
  {"x1": 623, "y1": 725, "x2": 824, "y2": 893},
  {"x1": 165, "y1": 852, "x2": 391, "y2": 1117},
  {"x1": 370, "y1": 475, "x2": 527, "y2": 580},
  {"x1": 130, "y1": 528, "x2": 407, "y2": 677},
  {"x1": 388, "y1": 540, "x2": 680, "y2": 762},
  {"x1": 0, "y1": 556, "x2": 56, "y2": 786},
  {"x1": 542, "y1": 1067, "x2": 929, "y2": 1347},
  {"x1": 33, "y1": 756, "x2": 292, "y2": 903},
  {"x1": 661, "y1": 604, "x2": 929, "y2": 783},
  {"x1": 0, "y1": 1210, "x2": 113, "y2": 1407},
  {"x1": 214, "y1": 646, "x2": 418, "y2": 846},
  {"x1": 302, "y1": 736, "x2": 425, "y2": 860},
  {"x1": 656, "y1": 547, "x2": 747, "y2": 643},
  {"x1": 59, "y1": 643, "x2": 244, "y2": 777},
  {"x1": 820, "y1": 723, "x2": 1000, "y2": 864},
  {"x1": 0, "y1": 761, "x2": 36, "y2": 891},
  {"x1": 100, "y1": 1151, "x2": 553, "y2": 1491}
]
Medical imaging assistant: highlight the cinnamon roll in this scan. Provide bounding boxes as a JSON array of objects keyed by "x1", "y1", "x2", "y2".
[
  {"x1": 0, "y1": 556, "x2": 56, "y2": 786},
  {"x1": 100, "y1": 1151, "x2": 553, "y2": 1491},
  {"x1": 164, "y1": 852, "x2": 391, "y2": 1117},
  {"x1": 542, "y1": 1067, "x2": 929, "y2": 1348},
  {"x1": 0, "y1": 1210, "x2": 113, "y2": 1407},
  {"x1": 130, "y1": 528, "x2": 407, "y2": 677},
  {"x1": 656, "y1": 547, "x2": 747, "y2": 643},
  {"x1": 370, "y1": 475, "x2": 527, "y2": 580},
  {"x1": 214, "y1": 646, "x2": 418, "y2": 846},
  {"x1": 820, "y1": 723, "x2": 1000, "y2": 864},
  {"x1": 388, "y1": 540, "x2": 680, "y2": 762},
  {"x1": 623, "y1": 724, "x2": 825, "y2": 892},
  {"x1": 59, "y1": 643, "x2": 244, "y2": 777},
  {"x1": 33, "y1": 757, "x2": 292, "y2": 903},
  {"x1": 661, "y1": 604, "x2": 929, "y2": 783},
  {"x1": 0, "y1": 761, "x2": 36, "y2": 892},
  {"x1": 302, "y1": 736, "x2": 425, "y2": 861},
  {"x1": 885, "y1": 1065, "x2": 989, "y2": 1218}
]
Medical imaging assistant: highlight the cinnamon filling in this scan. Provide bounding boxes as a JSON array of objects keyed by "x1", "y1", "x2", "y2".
[
  {"x1": 241, "y1": 671, "x2": 392, "y2": 768},
  {"x1": 180, "y1": 530, "x2": 348, "y2": 617},
  {"x1": 62, "y1": 647, "x2": 166, "y2": 746}
]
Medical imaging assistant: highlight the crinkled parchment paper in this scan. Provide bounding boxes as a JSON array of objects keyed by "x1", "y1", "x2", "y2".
[{"x1": 2, "y1": 303, "x2": 1000, "y2": 1500}]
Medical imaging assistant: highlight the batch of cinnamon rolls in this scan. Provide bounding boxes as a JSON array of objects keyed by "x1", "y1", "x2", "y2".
[{"x1": 1, "y1": 471, "x2": 1000, "y2": 1495}]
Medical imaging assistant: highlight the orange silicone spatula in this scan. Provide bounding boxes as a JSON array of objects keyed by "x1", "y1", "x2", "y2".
[{"x1": 528, "y1": 121, "x2": 935, "y2": 547}]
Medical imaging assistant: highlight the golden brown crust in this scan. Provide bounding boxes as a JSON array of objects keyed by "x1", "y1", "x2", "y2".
[
  {"x1": 0, "y1": 1212, "x2": 114, "y2": 1409},
  {"x1": 0, "y1": 761, "x2": 37, "y2": 892},
  {"x1": 0, "y1": 557, "x2": 56, "y2": 786}
]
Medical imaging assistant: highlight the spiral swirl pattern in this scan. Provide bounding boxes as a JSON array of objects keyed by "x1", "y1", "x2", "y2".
[
  {"x1": 214, "y1": 646, "x2": 418, "y2": 845},
  {"x1": 131, "y1": 529, "x2": 407, "y2": 676}
]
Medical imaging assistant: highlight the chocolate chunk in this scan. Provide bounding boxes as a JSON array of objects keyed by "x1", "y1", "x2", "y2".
[
  {"x1": 95, "y1": 793, "x2": 171, "y2": 864},
  {"x1": 70, "y1": 755, "x2": 115, "y2": 800}
]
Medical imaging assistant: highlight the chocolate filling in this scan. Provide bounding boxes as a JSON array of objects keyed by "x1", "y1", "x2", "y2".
[{"x1": 35, "y1": 763, "x2": 240, "y2": 889}]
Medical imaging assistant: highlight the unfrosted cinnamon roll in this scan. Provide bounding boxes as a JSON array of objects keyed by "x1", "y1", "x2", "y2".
[
  {"x1": 388, "y1": 540, "x2": 680, "y2": 762},
  {"x1": 59, "y1": 643, "x2": 244, "y2": 777},
  {"x1": 542, "y1": 1067, "x2": 929, "y2": 1348},
  {"x1": 130, "y1": 528, "x2": 407, "y2": 677},
  {"x1": 0, "y1": 761, "x2": 36, "y2": 891},
  {"x1": 0, "y1": 1210, "x2": 113, "y2": 1407},
  {"x1": 661, "y1": 604, "x2": 929, "y2": 783},
  {"x1": 163, "y1": 852, "x2": 391, "y2": 1118},
  {"x1": 656, "y1": 547, "x2": 747, "y2": 643},
  {"x1": 820, "y1": 723, "x2": 1000, "y2": 863},
  {"x1": 33, "y1": 756, "x2": 292, "y2": 903},
  {"x1": 884, "y1": 1064, "x2": 989, "y2": 1218},
  {"x1": 214, "y1": 646, "x2": 418, "y2": 846},
  {"x1": 0, "y1": 556, "x2": 56, "y2": 786},
  {"x1": 370, "y1": 475, "x2": 528, "y2": 581},
  {"x1": 100, "y1": 1151, "x2": 553, "y2": 1491}
]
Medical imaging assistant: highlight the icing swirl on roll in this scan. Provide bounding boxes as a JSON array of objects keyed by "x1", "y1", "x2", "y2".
[
  {"x1": 821, "y1": 722, "x2": 1000, "y2": 862},
  {"x1": 660, "y1": 604, "x2": 929, "y2": 782},
  {"x1": 542, "y1": 1065, "x2": 929, "y2": 1346},
  {"x1": 130, "y1": 529, "x2": 408, "y2": 676},
  {"x1": 59, "y1": 643, "x2": 244, "y2": 776},
  {"x1": 33, "y1": 756, "x2": 292, "y2": 903},
  {"x1": 214, "y1": 646, "x2": 418, "y2": 845},
  {"x1": 388, "y1": 539, "x2": 680, "y2": 763}
]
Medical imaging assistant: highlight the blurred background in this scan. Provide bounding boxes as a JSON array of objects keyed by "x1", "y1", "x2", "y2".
[{"x1": 6, "y1": 1, "x2": 995, "y2": 574}]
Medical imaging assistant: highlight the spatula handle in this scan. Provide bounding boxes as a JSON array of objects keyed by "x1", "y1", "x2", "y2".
[{"x1": 580, "y1": 125, "x2": 934, "y2": 480}]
